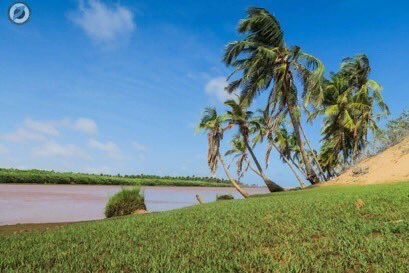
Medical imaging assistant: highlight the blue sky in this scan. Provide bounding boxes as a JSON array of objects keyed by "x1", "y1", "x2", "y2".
[{"x1": 0, "y1": 0, "x2": 408, "y2": 187}]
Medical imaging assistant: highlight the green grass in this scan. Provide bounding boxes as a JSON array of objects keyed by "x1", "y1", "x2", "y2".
[
  {"x1": 105, "y1": 188, "x2": 145, "y2": 218},
  {"x1": 1, "y1": 182, "x2": 408, "y2": 272},
  {"x1": 0, "y1": 168, "x2": 230, "y2": 187}
]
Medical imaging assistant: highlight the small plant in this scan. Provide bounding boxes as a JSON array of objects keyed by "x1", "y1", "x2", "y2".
[
  {"x1": 216, "y1": 194, "x2": 234, "y2": 201},
  {"x1": 105, "y1": 188, "x2": 146, "y2": 218}
]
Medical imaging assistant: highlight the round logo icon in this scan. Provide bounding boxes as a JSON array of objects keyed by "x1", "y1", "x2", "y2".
[{"x1": 8, "y1": 2, "x2": 30, "y2": 25}]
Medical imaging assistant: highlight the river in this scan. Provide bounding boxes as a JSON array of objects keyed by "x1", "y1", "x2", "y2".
[{"x1": 0, "y1": 184, "x2": 268, "y2": 225}]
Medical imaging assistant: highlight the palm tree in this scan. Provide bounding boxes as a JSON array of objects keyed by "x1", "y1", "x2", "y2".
[
  {"x1": 197, "y1": 107, "x2": 250, "y2": 198},
  {"x1": 251, "y1": 112, "x2": 306, "y2": 188},
  {"x1": 224, "y1": 137, "x2": 252, "y2": 179},
  {"x1": 312, "y1": 55, "x2": 389, "y2": 173},
  {"x1": 339, "y1": 54, "x2": 389, "y2": 162},
  {"x1": 224, "y1": 98, "x2": 284, "y2": 192},
  {"x1": 223, "y1": 7, "x2": 324, "y2": 184},
  {"x1": 273, "y1": 127, "x2": 308, "y2": 178},
  {"x1": 318, "y1": 75, "x2": 357, "y2": 166},
  {"x1": 297, "y1": 117, "x2": 327, "y2": 180}
]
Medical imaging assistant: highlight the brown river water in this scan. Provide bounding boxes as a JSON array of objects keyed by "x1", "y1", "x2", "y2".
[{"x1": 0, "y1": 184, "x2": 268, "y2": 225}]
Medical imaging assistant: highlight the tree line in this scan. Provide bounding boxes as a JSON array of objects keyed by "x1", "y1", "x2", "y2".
[{"x1": 0, "y1": 168, "x2": 230, "y2": 185}]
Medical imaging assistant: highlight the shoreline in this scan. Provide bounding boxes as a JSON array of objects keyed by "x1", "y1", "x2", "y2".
[{"x1": 0, "y1": 220, "x2": 92, "y2": 235}]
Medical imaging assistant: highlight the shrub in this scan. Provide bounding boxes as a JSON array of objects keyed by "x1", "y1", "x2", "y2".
[
  {"x1": 216, "y1": 194, "x2": 234, "y2": 201},
  {"x1": 105, "y1": 188, "x2": 146, "y2": 218},
  {"x1": 383, "y1": 110, "x2": 409, "y2": 145},
  {"x1": 368, "y1": 110, "x2": 409, "y2": 155}
]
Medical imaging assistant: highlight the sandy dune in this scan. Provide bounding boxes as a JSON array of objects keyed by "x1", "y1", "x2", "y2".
[{"x1": 322, "y1": 137, "x2": 409, "y2": 185}]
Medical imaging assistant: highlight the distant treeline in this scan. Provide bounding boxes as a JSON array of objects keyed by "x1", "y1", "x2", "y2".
[{"x1": 0, "y1": 168, "x2": 230, "y2": 187}]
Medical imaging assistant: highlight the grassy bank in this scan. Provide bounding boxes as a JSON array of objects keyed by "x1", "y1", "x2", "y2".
[
  {"x1": 0, "y1": 168, "x2": 230, "y2": 187},
  {"x1": 1, "y1": 182, "x2": 408, "y2": 272}
]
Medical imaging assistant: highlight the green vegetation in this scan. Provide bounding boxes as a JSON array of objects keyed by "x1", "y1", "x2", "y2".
[
  {"x1": 313, "y1": 55, "x2": 389, "y2": 176},
  {"x1": 381, "y1": 110, "x2": 409, "y2": 145},
  {"x1": 216, "y1": 194, "x2": 234, "y2": 201},
  {"x1": 0, "y1": 168, "x2": 230, "y2": 187},
  {"x1": 198, "y1": 7, "x2": 390, "y2": 193},
  {"x1": 369, "y1": 110, "x2": 409, "y2": 154},
  {"x1": 1, "y1": 183, "x2": 408, "y2": 272},
  {"x1": 223, "y1": 7, "x2": 324, "y2": 185},
  {"x1": 197, "y1": 108, "x2": 251, "y2": 198},
  {"x1": 105, "y1": 188, "x2": 146, "y2": 218}
]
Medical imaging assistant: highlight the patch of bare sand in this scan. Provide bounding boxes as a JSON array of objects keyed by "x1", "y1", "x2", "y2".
[{"x1": 321, "y1": 137, "x2": 409, "y2": 186}]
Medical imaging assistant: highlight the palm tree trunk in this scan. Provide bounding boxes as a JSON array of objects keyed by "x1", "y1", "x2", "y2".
[
  {"x1": 353, "y1": 141, "x2": 359, "y2": 164},
  {"x1": 244, "y1": 141, "x2": 283, "y2": 192},
  {"x1": 299, "y1": 125, "x2": 327, "y2": 181},
  {"x1": 196, "y1": 194, "x2": 204, "y2": 204},
  {"x1": 218, "y1": 152, "x2": 250, "y2": 198},
  {"x1": 290, "y1": 158, "x2": 308, "y2": 178},
  {"x1": 352, "y1": 127, "x2": 360, "y2": 164},
  {"x1": 341, "y1": 131, "x2": 349, "y2": 166},
  {"x1": 287, "y1": 105, "x2": 320, "y2": 184},
  {"x1": 272, "y1": 143, "x2": 306, "y2": 188}
]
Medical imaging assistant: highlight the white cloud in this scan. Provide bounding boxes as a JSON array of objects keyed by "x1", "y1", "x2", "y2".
[
  {"x1": 0, "y1": 128, "x2": 45, "y2": 143},
  {"x1": 205, "y1": 77, "x2": 235, "y2": 103},
  {"x1": 132, "y1": 141, "x2": 146, "y2": 152},
  {"x1": 71, "y1": 118, "x2": 98, "y2": 134},
  {"x1": 24, "y1": 118, "x2": 59, "y2": 136},
  {"x1": 69, "y1": 0, "x2": 135, "y2": 46},
  {"x1": 0, "y1": 118, "x2": 98, "y2": 144},
  {"x1": 32, "y1": 142, "x2": 90, "y2": 159},
  {"x1": 88, "y1": 138, "x2": 120, "y2": 157}
]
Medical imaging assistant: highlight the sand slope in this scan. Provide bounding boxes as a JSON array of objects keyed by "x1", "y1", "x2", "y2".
[{"x1": 324, "y1": 137, "x2": 409, "y2": 185}]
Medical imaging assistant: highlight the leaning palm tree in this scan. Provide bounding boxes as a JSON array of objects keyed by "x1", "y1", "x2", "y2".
[
  {"x1": 273, "y1": 127, "x2": 308, "y2": 178},
  {"x1": 224, "y1": 97, "x2": 283, "y2": 192},
  {"x1": 251, "y1": 112, "x2": 306, "y2": 188},
  {"x1": 225, "y1": 137, "x2": 251, "y2": 180},
  {"x1": 197, "y1": 107, "x2": 250, "y2": 198},
  {"x1": 223, "y1": 7, "x2": 324, "y2": 184},
  {"x1": 339, "y1": 54, "x2": 389, "y2": 162},
  {"x1": 312, "y1": 55, "x2": 389, "y2": 171},
  {"x1": 317, "y1": 75, "x2": 358, "y2": 166}
]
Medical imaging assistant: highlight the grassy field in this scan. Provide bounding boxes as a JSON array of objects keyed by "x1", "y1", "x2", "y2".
[
  {"x1": 0, "y1": 168, "x2": 230, "y2": 187},
  {"x1": 1, "y1": 182, "x2": 408, "y2": 272}
]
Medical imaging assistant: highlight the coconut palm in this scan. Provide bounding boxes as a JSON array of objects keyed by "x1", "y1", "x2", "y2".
[
  {"x1": 319, "y1": 75, "x2": 358, "y2": 166},
  {"x1": 223, "y1": 7, "x2": 324, "y2": 184},
  {"x1": 297, "y1": 116, "x2": 327, "y2": 180},
  {"x1": 197, "y1": 107, "x2": 250, "y2": 198},
  {"x1": 224, "y1": 137, "x2": 251, "y2": 179},
  {"x1": 313, "y1": 55, "x2": 389, "y2": 173},
  {"x1": 272, "y1": 127, "x2": 308, "y2": 178},
  {"x1": 251, "y1": 111, "x2": 306, "y2": 188},
  {"x1": 339, "y1": 54, "x2": 389, "y2": 162},
  {"x1": 224, "y1": 97, "x2": 284, "y2": 192}
]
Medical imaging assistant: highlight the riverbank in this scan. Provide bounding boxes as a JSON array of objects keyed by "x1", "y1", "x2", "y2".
[
  {"x1": 1, "y1": 182, "x2": 407, "y2": 272},
  {"x1": 0, "y1": 168, "x2": 230, "y2": 187},
  {"x1": 0, "y1": 222, "x2": 77, "y2": 235}
]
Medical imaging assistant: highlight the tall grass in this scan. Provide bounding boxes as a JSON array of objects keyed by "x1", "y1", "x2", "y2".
[
  {"x1": 216, "y1": 194, "x2": 234, "y2": 201},
  {"x1": 105, "y1": 188, "x2": 146, "y2": 218}
]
